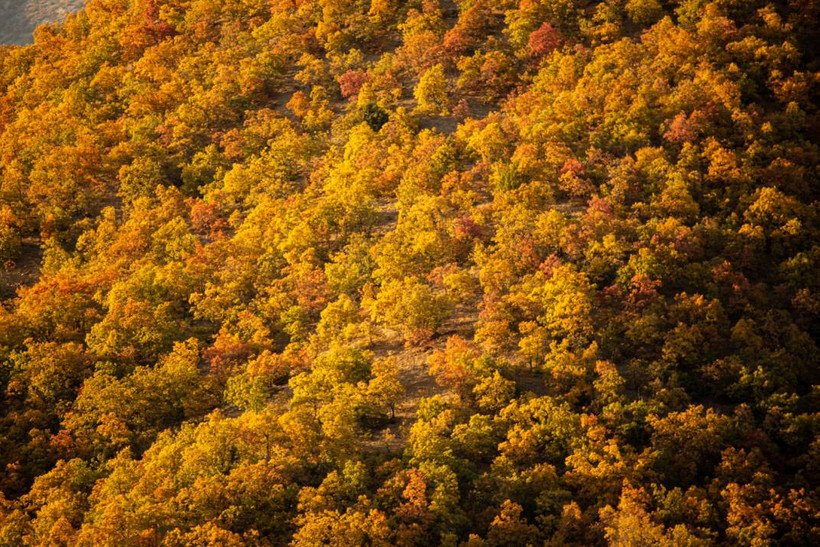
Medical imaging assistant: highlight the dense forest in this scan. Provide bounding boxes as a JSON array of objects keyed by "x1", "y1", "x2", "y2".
[{"x1": 0, "y1": 0, "x2": 817, "y2": 544}]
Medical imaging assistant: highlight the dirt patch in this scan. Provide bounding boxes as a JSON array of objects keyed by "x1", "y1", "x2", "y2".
[{"x1": 0, "y1": 239, "x2": 42, "y2": 299}]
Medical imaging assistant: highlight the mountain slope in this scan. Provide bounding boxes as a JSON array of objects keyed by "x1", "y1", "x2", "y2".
[{"x1": 0, "y1": 1, "x2": 817, "y2": 545}]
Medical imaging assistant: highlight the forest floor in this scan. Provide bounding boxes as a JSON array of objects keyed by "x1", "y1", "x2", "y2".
[
  {"x1": 0, "y1": 238, "x2": 42, "y2": 299},
  {"x1": 363, "y1": 304, "x2": 480, "y2": 454}
]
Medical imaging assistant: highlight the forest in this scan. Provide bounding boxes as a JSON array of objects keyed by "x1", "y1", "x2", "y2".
[{"x1": 0, "y1": 0, "x2": 817, "y2": 544}]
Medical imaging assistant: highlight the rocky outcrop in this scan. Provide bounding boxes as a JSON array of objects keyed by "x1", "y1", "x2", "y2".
[{"x1": 0, "y1": 0, "x2": 85, "y2": 45}]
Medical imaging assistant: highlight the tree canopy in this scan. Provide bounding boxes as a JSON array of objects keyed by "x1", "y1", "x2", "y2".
[{"x1": 0, "y1": 0, "x2": 817, "y2": 545}]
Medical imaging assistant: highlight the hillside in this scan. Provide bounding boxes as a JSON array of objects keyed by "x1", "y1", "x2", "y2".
[
  {"x1": 0, "y1": 0, "x2": 85, "y2": 45},
  {"x1": 0, "y1": 0, "x2": 817, "y2": 545}
]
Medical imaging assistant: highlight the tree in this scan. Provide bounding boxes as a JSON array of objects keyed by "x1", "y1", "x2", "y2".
[
  {"x1": 600, "y1": 482, "x2": 709, "y2": 546},
  {"x1": 485, "y1": 500, "x2": 540, "y2": 546},
  {"x1": 625, "y1": 0, "x2": 664, "y2": 26},
  {"x1": 20, "y1": 458, "x2": 100, "y2": 546},
  {"x1": 339, "y1": 70, "x2": 370, "y2": 100},
  {"x1": 63, "y1": 339, "x2": 210, "y2": 457},
  {"x1": 528, "y1": 22, "x2": 562, "y2": 58},
  {"x1": 370, "y1": 277, "x2": 452, "y2": 345},
  {"x1": 526, "y1": 264, "x2": 596, "y2": 349},
  {"x1": 648, "y1": 406, "x2": 730, "y2": 486},
  {"x1": 365, "y1": 357, "x2": 404, "y2": 422},
  {"x1": 14, "y1": 341, "x2": 92, "y2": 409},
  {"x1": 414, "y1": 64, "x2": 449, "y2": 116}
]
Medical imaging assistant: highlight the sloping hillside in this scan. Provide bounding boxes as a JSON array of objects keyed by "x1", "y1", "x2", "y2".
[
  {"x1": 0, "y1": 1, "x2": 817, "y2": 545},
  {"x1": 0, "y1": 0, "x2": 85, "y2": 44}
]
